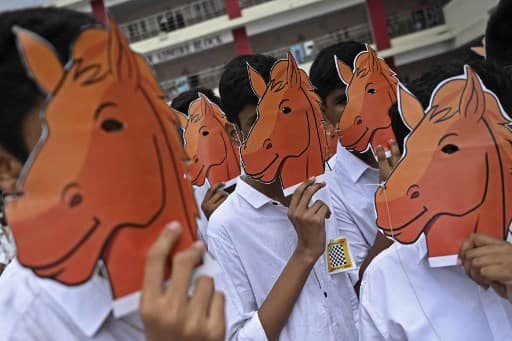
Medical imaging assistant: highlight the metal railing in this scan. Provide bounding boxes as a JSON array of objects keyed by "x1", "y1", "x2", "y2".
[
  {"x1": 120, "y1": 0, "x2": 275, "y2": 43},
  {"x1": 161, "y1": 6, "x2": 446, "y2": 98}
]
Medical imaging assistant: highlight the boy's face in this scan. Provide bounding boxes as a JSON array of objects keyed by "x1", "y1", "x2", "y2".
[
  {"x1": 225, "y1": 104, "x2": 258, "y2": 146},
  {"x1": 322, "y1": 87, "x2": 347, "y2": 127}
]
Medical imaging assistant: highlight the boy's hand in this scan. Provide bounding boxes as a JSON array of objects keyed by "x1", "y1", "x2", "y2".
[
  {"x1": 459, "y1": 233, "x2": 512, "y2": 301},
  {"x1": 376, "y1": 140, "x2": 401, "y2": 183},
  {"x1": 288, "y1": 178, "x2": 330, "y2": 262},
  {"x1": 201, "y1": 183, "x2": 228, "y2": 220},
  {"x1": 140, "y1": 222, "x2": 226, "y2": 341}
]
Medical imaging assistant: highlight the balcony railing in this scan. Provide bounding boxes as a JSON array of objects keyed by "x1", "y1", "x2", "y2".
[
  {"x1": 161, "y1": 6, "x2": 445, "y2": 98},
  {"x1": 120, "y1": 0, "x2": 275, "y2": 43}
]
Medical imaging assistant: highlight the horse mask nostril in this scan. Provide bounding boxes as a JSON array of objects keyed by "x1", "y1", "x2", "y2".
[{"x1": 264, "y1": 140, "x2": 273, "y2": 150}]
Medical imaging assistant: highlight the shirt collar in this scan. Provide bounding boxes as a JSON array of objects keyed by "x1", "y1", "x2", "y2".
[
  {"x1": 413, "y1": 233, "x2": 428, "y2": 264},
  {"x1": 38, "y1": 263, "x2": 113, "y2": 337},
  {"x1": 335, "y1": 143, "x2": 375, "y2": 183},
  {"x1": 235, "y1": 177, "x2": 274, "y2": 209}
]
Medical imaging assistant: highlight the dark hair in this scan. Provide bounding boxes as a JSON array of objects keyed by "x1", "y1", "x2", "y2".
[
  {"x1": 0, "y1": 7, "x2": 97, "y2": 162},
  {"x1": 388, "y1": 103, "x2": 408, "y2": 153},
  {"x1": 219, "y1": 54, "x2": 276, "y2": 126},
  {"x1": 170, "y1": 88, "x2": 222, "y2": 115},
  {"x1": 406, "y1": 61, "x2": 512, "y2": 115},
  {"x1": 309, "y1": 41, "x2": 366, "y2": 102},
  {"x1": 486, "y1": 0, "x2": 512, "y2": 67}
]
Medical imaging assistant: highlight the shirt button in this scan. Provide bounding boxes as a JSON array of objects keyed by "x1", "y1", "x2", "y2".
[
  {"x1": 323, "y1": 292, "x2": 328, "y2": 298},
  {"x1": 272, "y1": 202, "x2": 278, "y2": 206}
]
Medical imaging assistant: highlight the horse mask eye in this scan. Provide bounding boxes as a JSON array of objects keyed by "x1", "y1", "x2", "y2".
[
  {"x1": 441, "y1": 144, "x2": 459, "y2": 154},
  {"x1": 281, "y1": 107, "x2": 292, "y2": 114},
  {"x1": 367, "y1": 88, "x2": 376, "y2": 94},
  {"x1": 101, "y1": 119, "x2": 124, "y2": 132}
]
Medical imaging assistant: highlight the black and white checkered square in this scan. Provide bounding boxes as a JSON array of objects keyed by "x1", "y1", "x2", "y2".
[{"x1": 328, "y1": 243, "x2": 347, "y2": 267}]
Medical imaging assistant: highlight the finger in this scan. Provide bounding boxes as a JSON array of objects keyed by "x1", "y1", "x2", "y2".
[
  {"x1": 469, "y1": 233, "x2": 503, "y2": 248},
  {"x1": 389, "y1": 140, "x2": 401, "y2": 165},
  {"x1": 481, "y1": 265, "x2": 512, "y2": 283},
  {"x1": 289, "y1": 177, "x2": 315, "y2": 211},
  {"x1": 142, "y1": 222, "x2": 182, "y2": 303},
  {"x1": 189, "y1": 276, "x2": 215, "y2": 318},
  {"x1": 204, "y1": 183, "x2": 225, "y2": 200},
  {"x1": 212, "y1": 194, "x2": 228, "y2": 207},
  {"x1": 490, "y1": 282, "x2": 508, "y2": 299},
  {"x1": 376, "y1": 145, "x2": 391, "y2": 182},
  {"x1": 166, "y1": 241, "x2": 206, "y2": 304},
  {"x1": 471, "y1": 254, "x2": 503, "y2": 269},
  {"x1": 315, "y1": 204, "x2": 331, "y2": 220},
  {"x1": 297, "y1": 182, "x2": 325, "y2": 212},
  {"x1": 459, "y1": 234, "x2": 478, "y2": 261},
  {"x1": 464, "y1": 244, "x2": 508, "y2": 261},
  {"x1": 207, "y1": 292, "x2": 226, "y2": 339}
]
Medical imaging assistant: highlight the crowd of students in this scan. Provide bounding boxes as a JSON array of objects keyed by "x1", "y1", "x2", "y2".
[{"x1": 0, "y1": 1, "x2": 512, "y2": 340}]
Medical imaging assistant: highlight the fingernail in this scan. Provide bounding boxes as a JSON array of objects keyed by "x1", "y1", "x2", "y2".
[
  {"x1": 377, "y1": 145, "x2": 382, "y2": 149},
  {"x1": 309, "y1": 176, "x2": 316, "y2": 181},
  {"x1": 389, "y1": 139, "x2": 395, "y2": 144},
  {"x1": 167, "y1": 221, "x2": 181, "y2": 232},
  {"x1": 193, "y1": 240, "x2": 205, "y2": 250}
]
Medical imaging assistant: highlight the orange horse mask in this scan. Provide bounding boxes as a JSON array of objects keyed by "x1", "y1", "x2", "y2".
[
  {"x1": 7, "y1": 21, "x2": 198, "y2": 302},
  {"x1": 174, "y1": 93, "x2": 240, "y2": 187},
  {"x1": 375, "y1": 66, "x2": 512, "y2": 266},
  {"x1": 335, "y1": 45, "x2": 398, "y2": 155},
  {"x1": 242, "y1": 53, "x2": 327, "y2": 191}
]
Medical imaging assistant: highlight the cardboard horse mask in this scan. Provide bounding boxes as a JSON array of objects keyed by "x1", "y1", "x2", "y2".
[
  {"x1": 375, "y1": 66, "x2": 512, "y2": 267},
  {"x1": 173, "y1": 93, "x2": 240, "y2": 187},
  {"x1": 335, "y1": 45, "x2": 398, "y2": 155},
  {"x1": 242, "y1": 53, "x2": 327, "y2": 191},
  {"x1": 7, "y1": 21, "x2": 198, "y2": 308}
]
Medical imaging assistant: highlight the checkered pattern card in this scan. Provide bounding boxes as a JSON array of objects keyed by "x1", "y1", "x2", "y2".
[{"x1": 326, "y1": 237, "x2": 355, "y2": 274}]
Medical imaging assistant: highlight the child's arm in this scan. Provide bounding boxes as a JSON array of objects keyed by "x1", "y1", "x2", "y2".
[{"x1": 258, "y1": 178, "x2": 330, "y2": 340}]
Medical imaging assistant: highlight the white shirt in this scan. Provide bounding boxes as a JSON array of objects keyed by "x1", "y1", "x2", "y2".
[
  {"x1": 326, "y1": 144, "x2": 380, "y2": 281},
  {"x1": 0, "y1": 226, "x2": 15, "y2": 265},
  {"x1": 194, "y1": 183, "x2": 210, "y2": 243},
  {"x1": 359, "y1": 234, "x2": 512, "y2": 341},
  {"x1": 207, "y1": 177, "x2": 359, "y2": 341},
  {"x1": 0, "y1": 259, "x2": 144, "y2": 341}
]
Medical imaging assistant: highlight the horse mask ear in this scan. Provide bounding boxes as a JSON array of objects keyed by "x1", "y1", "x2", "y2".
[
  {"x1": 398, "y1": 83, "x2": 423, "y2": 130},
  {"x1": 460, "y1": 65, "x2": 486, "y2": 122},
  {"x1": 198, "y1": 92, "x2": 214, "y2": 119},
  {"x1": 14, "y1": 27, "x2": 64, "y2": 95},
  {"x1": 286, "y1": 52, "x2": 301, "y2": 89},
  {"x1": 108, "y1": 18, "x2": 139, "y2": 84},
  {"x1": 366, "y1": 45, "x2": 380, "y2": 72},
  {"x1": 248, "y1": 63, "x2": 267, "y2": 99},
  {"x1": 335, "y1": 56, "x2": 353, "y2": 86}
]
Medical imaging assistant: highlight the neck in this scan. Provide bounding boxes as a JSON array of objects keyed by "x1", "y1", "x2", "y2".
[
  {"x1": 354, "y1": 149, "x2": 378, "y2": 168},
  {"x1": 241, "y1": 175, "x2": 289, "y2": 206}
]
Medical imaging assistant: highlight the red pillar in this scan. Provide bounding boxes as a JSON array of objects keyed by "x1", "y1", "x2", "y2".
[
  {"x1": 225, "y1": 0, "x2": 252, "y2": 55},
  {"x1": 90, "y1": 0, "x2": 107, "y2": 25},
  {"x1": 366, "y1": 0, "x2": 395, "y2": 69}
]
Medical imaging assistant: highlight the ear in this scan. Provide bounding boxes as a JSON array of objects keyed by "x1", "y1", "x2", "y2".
[
  {"x1": 108, "y1": 17, "x2": 139, "y2": 83},
  {"x1": 0, "y1": 145, "x2": 24, "y2": 194},
  {"x1": 335, "y1": 56, "x2": 353, "y2": 86},
  {"x1": 398, "y1": 83, "x2": 424, "y2": 129},
  {"x1": 14, "y1": 27, "x2": 64, "y2": 95},
  {"x1": 170, "y1": 106, "x2": 189, "y2": 128},
  {"x1": 224, "y1": 122, "x2": 241, "y2": 147},
  {"x1": 366, "y1": 44, "x2": 380, "y2": 72},
  {"x1": 286, "y1": 52, "x2": 301, "y2": 88},
  {"x1": 247, "y1": 63, "x2": 267, "y2": 99},
  {"x1": 460, "y1": 65, "x2": 486, "y2": 121}
]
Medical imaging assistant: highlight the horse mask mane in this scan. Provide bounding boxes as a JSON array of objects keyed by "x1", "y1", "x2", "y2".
[
  {"x1": 7, "y1": 19, "x2": 199, "y2": 313},
  {"x1": 335, "y1": 44, "x2": 399, "y2": 155},
  {"x1": 375, "y1": 65, "x2": 512, "y2": 267},
  {"x1": 241, "y1": 52, "x2": 327, "y2": 192},
  {"x1": 173, "y1": 93, "x2": 241, "y2": 187}
]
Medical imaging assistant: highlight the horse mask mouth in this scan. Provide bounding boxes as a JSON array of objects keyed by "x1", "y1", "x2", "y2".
[{"x1": 242, "y1": 150, "x2": 280, "y2": 182}]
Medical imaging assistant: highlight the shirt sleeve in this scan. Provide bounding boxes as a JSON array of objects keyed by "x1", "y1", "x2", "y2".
[
  {"x1": 207, "y1": 229, "x2": 267, "y2": 341},
  {"x1": 328, "y1": 186, "x2": 370, "y2": 284}
]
